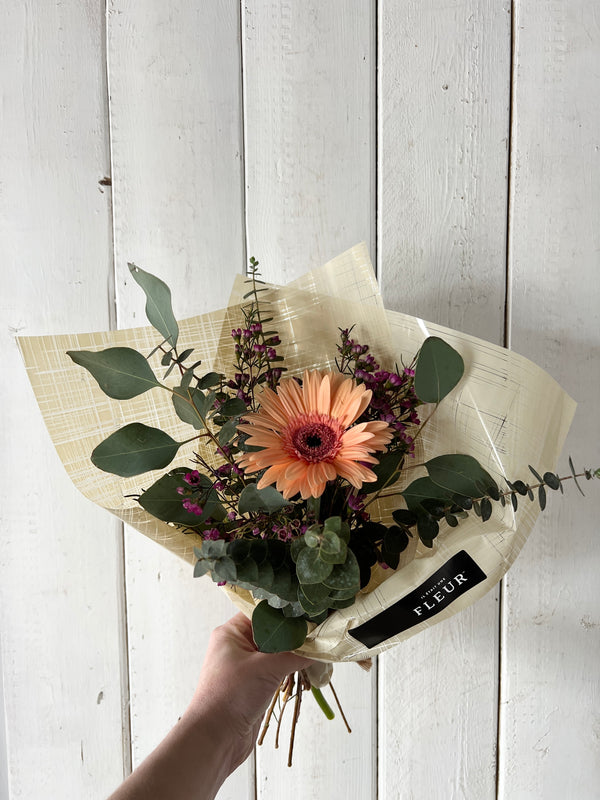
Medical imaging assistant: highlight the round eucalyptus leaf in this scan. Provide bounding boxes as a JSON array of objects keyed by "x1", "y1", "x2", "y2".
[
  {"x1": 320, "y1": 539, "x2": 347, "y2": 565},
  {"x1": 299, "y1": 582, "x2": 331, "y2": 603},
  {"x1": 321, "y1": 529, "x2": 342, "y2": 555},
  {"x1": 235, "y1": 558, "x2": 259, "y2": 584},
  {"x1": 211, "y1": 556, "x2": 237, "y2": 583},
  {"x1": 322, "y1": 550, "x2": 360, "y2": 591},
  {"x1": 296, "y1": 547, "x2": 333, "y2": 585},
  {"x1": 297, "y1": 587, "x2": 331, "y2": 616},
  {"x1": 252, "y1": 600, "x2": 308, "y2": 653},
  {"x1": 304, "y1": 529, "x2": 321, "y2": 549},
  {"x1": 228, "y1": 539, "x2": 251, "y2": 564}
]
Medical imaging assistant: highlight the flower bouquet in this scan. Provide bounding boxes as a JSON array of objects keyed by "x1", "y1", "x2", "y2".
[{"x1": 18, "y1": 244, "x2": 595, "y2": 762}]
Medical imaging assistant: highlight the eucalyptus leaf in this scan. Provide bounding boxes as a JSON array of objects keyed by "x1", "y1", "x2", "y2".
[
  {"x1": 211, "y1": 557, "x2": 237, "y2": 583},
  {"x1": 297, "y1": 587, "x2": 331, "y2": 616},
  {"x1": 281, "y1": 602, "x2": 306, "y2": 618},
  {"x1": 235, "y1": 558, "x2": 259, "y2": 584},
  {"x1": 392, "y1": 509, "x2": 418, "y2": 527},
  {"x1": 220, "y1": 398, "x2": 248, "y2": 417},
  {"x1": 172, "y1": 386, "x2": 210, "y2": 429},
  {"x1": 290, "y1": 537, "x2": 307, "y2": 563},
  {"x1": 296, "y1": 547, "x2": 333, "y2": 584},
  {"x1": 138, "y1": 469, "x2": 205, "y2": 524},
  {"x1": 227, "y1": 539, "x2": 251, "y2": 563},
  {"x1": 128, "y1": 263, "x2": 179, "y2": 347},
  {"x1": 538, "y1": 484, "x2": 547, "y2": 510},
  {"x1": 269, "y1": 567, "x2": 297, "y2": 602},
  {"x1": 480, "y1": 497, "x2": 492, "y2": 522},
  {"x1": 414, "y1": 336, "x2": 464, "y2": 403},
  {"x1": 254, "y1": 560, "x2": 275, "y2": 590},
  {"x1": 322, "y1": 550, "x2": 360, "y2": 591},
  {"x1": 193, "y1": 560, "x2": 211, "y2": 578},
  {"x1": 91, "y1": 423, "x2": 181, "y2": 477},
  {"x1": 416, "y1": 515, "x2": 439, "y2": 541},
  {"x1": 249, "y1": 539, "x2": 269, "y2": 565},
  {"x1": 304, "y1": 529, "x2": 320, "y2": 548},
  {"x1": 200, "y1": 539, "x2": 227, "y2": 559},
  {"x1": 218, "y1": 418, "x2": 239, "y2": 446},
  {"x1": 381, "y1": 547, "x2": 400, "y2": 570},
  {"x1": 252, "y1": 600, "x2": 308, "y2": 653},
  {"x1": 320, "y1": 540, "x2": 347, "y2": 565},
  {"x1": 402, "y1": 476, "x2": 453, "y2": 512},
  {"x1": 238, "y1": 483, "x2": 287, "y2": 514},
  {"x1": 323, "y1": 516, "x2": 342, "y2": 534},
  {"x1": 197, "y1": 372, "x2": 222, "y2": 389},
  {"x1": 299, "y1": 582, "x2": 331, "y2": 603},
  {"x1": 384, "y1": 526, "x2": 410, "y2": 554},
  {"x1": 363, "y1": 450, "x2": 404, "y2": 494},
  {"x1": 425, "y1": 454, "x2": 499, "y2": 499},
  {"x1": 529, "y1": 464, "x2": 544, "y2": 483},
  {"x1": 67, "y1": 347, "x2": 161, "y2": 399},
  {"x1": 543, "y1": 472, "x2": 561, "y2": 490}
]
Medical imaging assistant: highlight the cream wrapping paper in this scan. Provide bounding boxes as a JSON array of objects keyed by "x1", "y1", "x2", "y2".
[{"x1": 18, "y1": 244, "x2": 576, "y2": 662}]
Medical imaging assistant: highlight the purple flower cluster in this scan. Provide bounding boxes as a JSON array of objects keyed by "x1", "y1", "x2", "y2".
[
  {"x1": 337, "y1": 328, "x2": 421, "y2": 454},
  {"x1": 271, "y1": 519, "x2": 307, "y2": 542},
  {"x1": 229, "y1": 322, "x2": 283, "y2": 400}
]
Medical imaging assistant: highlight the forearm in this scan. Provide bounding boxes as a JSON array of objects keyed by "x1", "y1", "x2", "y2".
[{"x1": 107, "y1": 705, "x2": 236, "y2": 800}]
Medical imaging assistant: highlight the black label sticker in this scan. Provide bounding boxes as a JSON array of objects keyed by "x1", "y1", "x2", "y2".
[{"x1": 348, "y1": 550, "x2": 487, "y2": 649}]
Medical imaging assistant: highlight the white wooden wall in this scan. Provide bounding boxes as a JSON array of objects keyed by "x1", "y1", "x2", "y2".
[{"x1": 2, "y1": 2, "x2": 599, "y2": 798}]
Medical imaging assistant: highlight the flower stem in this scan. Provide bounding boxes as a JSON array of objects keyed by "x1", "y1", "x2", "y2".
[{"x1": 311, "y1": 686, "x2": 335, "y2": 720}]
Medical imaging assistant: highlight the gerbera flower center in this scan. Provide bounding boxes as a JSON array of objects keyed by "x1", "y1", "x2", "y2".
[{"x1": 285, "y1": 414, "x2": 343, "y2": 463}]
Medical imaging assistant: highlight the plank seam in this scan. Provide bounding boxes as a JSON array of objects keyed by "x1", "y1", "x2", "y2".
[
  {"x1": 371, "y1": 0, "x2": 383, "y2": 800},
  {"x1": 239, "y1": 4, "x2": 256, "y2": 798},
  {"x1": 104, "y1": 0, "x2": 133, "y2": 778},
  {"x1": 496, "y1": 3, "x2": 517, "y2": 798},
  {"x1": 374, "y1": 2, "x2": 379, "y2": 795},
  {"x1": 240, "y1": 0, "x2": 250, "y2": 281}
]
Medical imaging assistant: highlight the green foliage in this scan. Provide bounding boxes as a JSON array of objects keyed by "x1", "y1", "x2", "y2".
[
  {"x1": 91, "y1": 423, "x2": 181, "y2": 477},
  {"x1": 238, "y1": 484, "x2": 287, "y2": 514},
  {"x1": 251, "y1": 600, "x2": 308, "y2": 653},
  {"x1": 425, "y1": 454, "x2": 499, "y2": 497},
  {"x1": 138, "y1": 468, "x2": 225, "y2": 524},
  {"x1": 171, "y1": 385, "x2": 214, "y2": 429},
  {"x1": 197, "y1": 372, "x2": 222, "y2": 389},
  {"x1": 414, "y1": 336, "x2": 464, "y2": 403},
  {"x1": 363, "y1": 450, "x2": 405, "y2": 494},
  {"x1": 67, "y1": 347, "x2": 161, "y2": 399},
  {"x1": 219, "y1": 398, "x2": 247, "y2": 417},
  {"x1": 128, "y1": 263, "x2": 179, "y2": 347}
]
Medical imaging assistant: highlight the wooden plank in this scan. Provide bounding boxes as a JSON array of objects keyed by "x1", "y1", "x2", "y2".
[
  {"x1": 500, "y1": 2, "x2": 600, "y2": 797},
  {"x1": 0, "y1": 1, "x2": 125, "y2": 797},
  {"x1": 244, "y1": 0, "x2": 376, "y2": 278},
  {"x1": 106, "y1": 2, "x2": 251, "y2": 797},
  {"x1": 242, "y1": 3, "x2": 378, "y2": 797},
  {"x1": 378, "y1": 3, "x2": 512, "y2": 797}
]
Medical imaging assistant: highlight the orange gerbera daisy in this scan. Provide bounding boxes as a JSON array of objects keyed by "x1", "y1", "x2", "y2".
[{"x1": 236, "y1": 370, "x2": 393, "y2": 499}]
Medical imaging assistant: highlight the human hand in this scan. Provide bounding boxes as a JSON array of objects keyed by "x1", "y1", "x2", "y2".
[{"x1": 187, "y1": 613, "x2": 313, "y2": 772}]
